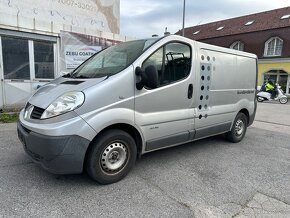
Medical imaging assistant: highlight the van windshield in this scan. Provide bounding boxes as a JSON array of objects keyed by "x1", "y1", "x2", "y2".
[{"x1": 71, "y1": 39, "x2": 157, "y2": 79}]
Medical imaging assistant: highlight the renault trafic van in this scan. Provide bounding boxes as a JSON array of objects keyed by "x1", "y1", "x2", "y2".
[{"x1": 17, "y1": 35, "x2": 257, "y2": 184}]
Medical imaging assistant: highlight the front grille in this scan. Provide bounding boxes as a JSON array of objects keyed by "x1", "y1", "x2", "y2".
[{"x1": 31, "y1": 106, "x2": 45, "y2": 119}]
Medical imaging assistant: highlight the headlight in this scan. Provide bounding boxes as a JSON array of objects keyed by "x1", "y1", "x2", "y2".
[{"x1": 41, "y1": 92, "x2": 85, "y2": 119}]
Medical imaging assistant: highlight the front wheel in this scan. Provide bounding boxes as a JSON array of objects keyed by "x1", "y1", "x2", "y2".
[
  {"x1": 257, "y1": 96, "x2": 264, "y2": 102},
  {"x1": 225, "y1": 113, "x2": 248, "y2": 143},
  {"x1": 279, "y1": 97, "x2": 288, "y2": 104},
  {"x1": 86, "y1": 129, "x2": 137, "y2": 184}
]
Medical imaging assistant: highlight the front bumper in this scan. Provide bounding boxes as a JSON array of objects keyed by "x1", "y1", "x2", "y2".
[{"x1": 17, "y1": 121, "x2": 90, "y2": 174}]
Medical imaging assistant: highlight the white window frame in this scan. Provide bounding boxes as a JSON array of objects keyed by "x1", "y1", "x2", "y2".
[
  {"x1": 0, "y1": 30, "x2": 57, "y2": 82},
  {"x1": 0, "y1": 36, "x2": 4, "y2": 81},
  {"x1": 0, "y1": 36, "x2": 5, "y2": 106},
  {"x1": 230, "y1": 41, "x2": 244, "y2": 51},
  {"x1": 29, "y1": 40, "x2": 35, "y2": 81},
  {"x1": 0, "y1": 36, "x2": 31, "y2": 81},
  {"x1": 264, "y1": 37, "x2": 283, "y2": 57}
]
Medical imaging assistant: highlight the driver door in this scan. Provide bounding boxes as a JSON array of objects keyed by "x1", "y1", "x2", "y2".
[{"x1": 134, "y1": 41, "x2": 194, "y2": 152}]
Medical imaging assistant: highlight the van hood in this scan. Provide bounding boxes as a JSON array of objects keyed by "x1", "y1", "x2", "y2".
[{"x1": 29, "y1": 76, "x2": 107, "y2": 109}]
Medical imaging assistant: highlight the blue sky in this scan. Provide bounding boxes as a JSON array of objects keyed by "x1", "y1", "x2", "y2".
[{"x1": 120, "y1": 0, "x2": 290, "y2": 38}]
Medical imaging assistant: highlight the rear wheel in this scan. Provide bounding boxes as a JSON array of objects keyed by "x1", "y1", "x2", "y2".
[
  {"x1": 279, "y1": 97, "x2": 288, "y2": 104},
  {"x1": 257, "y1": 96, "x2": 264, "y2": 102},
  {"x1": 86, "y1": 129, "x2": 137, "y2": 184},
  {"x1": 225, "y1": 113, "x2": 248, "y2": 143}
]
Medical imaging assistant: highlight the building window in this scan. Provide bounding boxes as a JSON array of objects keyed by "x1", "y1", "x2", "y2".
[
  {"x1": 1, "y1": 36, "x2": 56, "y2": 80},
  {"x1": 2, "y1": 36, "x2": 30, "y2": 80},
  {"x1": 245, "y1": 20, "x2": 254, "y2": 26},
  {"x1": 230, "y1": 41, "x2": 244, "y2": 51},
  {"x1": 280, "y1": 14, "x2": 290, "y2": 20},
  {"x1": 216, "y1": 26, "x2": 224, "y2": 31},
  {"x1": 34, "y1": 41, "x2": 55, "y2": 79},
  {"x1": 264, "y1": 37, "x2": 283, "y2": 57}
]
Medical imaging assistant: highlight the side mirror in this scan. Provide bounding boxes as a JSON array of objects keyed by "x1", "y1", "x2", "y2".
[
  {"x1": 135, "y1": 65, "x2": 158, "y2": 90},
  {"x1": 60, "y1": 71, "x2": 71, "y2": 76},
  {"x1": 60, "y1": 71, "x2": 72, "y2": 78}
]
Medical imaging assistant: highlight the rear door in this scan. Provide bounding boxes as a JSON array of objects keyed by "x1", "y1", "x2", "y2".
[{"x1": 134, "y1": 41, "x2": 195, "y2": 152}]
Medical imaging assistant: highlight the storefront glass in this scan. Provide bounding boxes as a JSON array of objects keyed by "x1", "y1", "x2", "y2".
[
  {"x1": 34, "y1": 41, "x2": 54, "y2": 79},
  {"x1": 263, "y1": 70, "x2": 289, "y2": 94},
  {"x1": 2, "y1": 36, "x2": 30, "y2": 80}
]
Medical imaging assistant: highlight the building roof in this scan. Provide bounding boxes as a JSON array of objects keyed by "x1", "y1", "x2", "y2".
[{"x1": 179, "y1": 7, "x2": 290, "y2": 40}]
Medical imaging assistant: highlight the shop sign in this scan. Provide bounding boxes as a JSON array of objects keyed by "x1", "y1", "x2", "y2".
[{"x1": 64, "y1": 45, "x2": 102, "y2": 69}]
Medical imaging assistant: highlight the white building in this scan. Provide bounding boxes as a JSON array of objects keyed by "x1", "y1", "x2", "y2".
[{"x1": 0, "y1": 0, "x2": 133, "y2": 108}]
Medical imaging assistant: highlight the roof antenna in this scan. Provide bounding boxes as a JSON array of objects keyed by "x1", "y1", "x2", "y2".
[
  {"x1": 164, "y1": 27, "x2": 170, "y2": 36},
  {"x1": 196, "y1": 20, "x2": 202, "y2": 26}
]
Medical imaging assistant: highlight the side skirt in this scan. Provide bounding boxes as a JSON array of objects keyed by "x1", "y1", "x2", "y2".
[
  {"x1": 144, "y1": 121, "x2": 232, "y2": 153},
  {"x1": 145, "y1": 131, "x2": 194, "y2": 152},
  {"x1": 194, "y1": 121, "x2": 232, "y2": 140}
]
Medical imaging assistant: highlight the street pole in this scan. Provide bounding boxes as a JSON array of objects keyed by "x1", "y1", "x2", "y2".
[{"x1": 182, "y1": 0, "x2": 185, "y2": 36}]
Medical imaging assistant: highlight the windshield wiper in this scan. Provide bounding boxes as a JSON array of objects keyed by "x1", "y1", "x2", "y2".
[
  {"x1": 73, "y1": 75, "x2": 90, "y2": 79},
  {"x1": 62, "y1": 73, "x2": 72, "y2": 78}
]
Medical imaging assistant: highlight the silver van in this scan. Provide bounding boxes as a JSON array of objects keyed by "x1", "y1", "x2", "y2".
[{"x1": 17, "y1": 35, "x2": 257, "y2": 184}]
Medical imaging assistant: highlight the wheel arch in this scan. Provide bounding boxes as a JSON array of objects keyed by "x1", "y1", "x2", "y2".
[
  {"x1": 84, "y1": 123, "x2": 143, "y2": 170},
  {"x1": 238, "y1": 108, "x2": 250, "y2": 126}
]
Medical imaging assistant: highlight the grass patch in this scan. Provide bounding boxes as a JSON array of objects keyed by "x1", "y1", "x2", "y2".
[
  {"x1": 0, "y1": 107, "x2": 21, "y2": 123},
  {"x1": 0, "y1": 113, "x2": 19, "y2": 123}
]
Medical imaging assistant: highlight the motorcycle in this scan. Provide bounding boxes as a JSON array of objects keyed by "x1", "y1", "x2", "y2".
[{"x1": 257, "y1": 85, "x2": 288, "y2": 104}]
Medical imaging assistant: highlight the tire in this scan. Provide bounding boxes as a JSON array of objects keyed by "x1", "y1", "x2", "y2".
[
  {"x1": 257, "y1": 96, "x2": 264, "y2": 102},
  {"x1": 279, "y1": 97, "x2": 288, "y2": 104},
  {"x1": 86, "y1": 129, "x2": 137, "y2": 184},
  {"x1": 225, "y1": 113, "x2": 248, "y2": 143}
]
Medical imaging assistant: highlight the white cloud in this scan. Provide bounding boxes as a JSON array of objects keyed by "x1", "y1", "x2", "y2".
[{"x1": 120, "y1": 0, "x2": 290, "y2": 38}]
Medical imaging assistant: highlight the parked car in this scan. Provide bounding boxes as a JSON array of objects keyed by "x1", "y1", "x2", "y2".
[{"x1": 17, "y1": 35, "x2": 257, "y2": 184}]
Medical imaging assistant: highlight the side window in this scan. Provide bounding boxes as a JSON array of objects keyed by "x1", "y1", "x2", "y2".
[
  {"x1": 142, "y1": 47, "x2": 163, "y2": 72},
  {"x1": 142, "y1": 42, "x2": 191, "y2": 88}
]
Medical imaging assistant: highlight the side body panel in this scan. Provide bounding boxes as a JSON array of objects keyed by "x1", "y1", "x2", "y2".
[
  {"x1": 76, "y1": 66, "x2": 137, "y2": 135},
  {"x1": 194, "y1": 43, "x2": 257, "y2": 139}
]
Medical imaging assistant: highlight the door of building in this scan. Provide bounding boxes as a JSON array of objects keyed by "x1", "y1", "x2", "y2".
[{"x1": 0, "y1": 33, "x2": 57, "y2": 108}]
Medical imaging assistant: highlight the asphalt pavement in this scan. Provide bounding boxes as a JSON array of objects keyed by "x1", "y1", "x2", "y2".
[{"x1": 0, "y1": 102, "x2": 289, "y2": 217}]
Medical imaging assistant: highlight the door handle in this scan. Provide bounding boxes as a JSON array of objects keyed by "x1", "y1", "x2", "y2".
[{"x1": 188, "y1": 84, "x2": 193, "y2": 99}]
